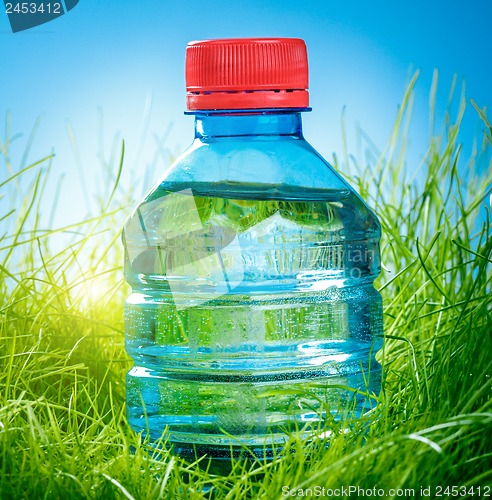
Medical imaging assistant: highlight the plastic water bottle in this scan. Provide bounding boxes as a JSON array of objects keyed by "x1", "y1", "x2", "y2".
[{"x1": 123, "y1": 38, "x2": 383, "y2": 460}]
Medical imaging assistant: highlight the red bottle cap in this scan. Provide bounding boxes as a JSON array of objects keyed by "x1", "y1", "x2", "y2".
[{"x1": 185, "y1": 38, "x2": 309, "y2": 111}]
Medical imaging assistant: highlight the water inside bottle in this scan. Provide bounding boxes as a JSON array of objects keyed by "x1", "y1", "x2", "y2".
[{"x1": 123, "y1": 182, "x2": 383, "y2": 458}]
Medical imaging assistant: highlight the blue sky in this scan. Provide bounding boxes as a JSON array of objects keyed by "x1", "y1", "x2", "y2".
[{"x1": 1, "y1": 0, "x2": 491, "y2": 229}]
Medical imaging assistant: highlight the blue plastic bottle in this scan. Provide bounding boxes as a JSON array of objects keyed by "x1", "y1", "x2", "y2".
[{"x1": 123, "y1": 38, "x2": 383, "y2": 459}]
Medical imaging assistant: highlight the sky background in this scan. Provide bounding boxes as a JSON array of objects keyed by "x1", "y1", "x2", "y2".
[{"x1": 0, "y1": 0, "x2": 491, "y2": 231}]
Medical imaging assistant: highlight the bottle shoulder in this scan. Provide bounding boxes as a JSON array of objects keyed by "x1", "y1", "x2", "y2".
[
  {"x1": 157, "y1": 136, "x2": 349, "y2": 195},
  {"x1": 145, "y1": 136, "x2": 379, "y2": 228}
]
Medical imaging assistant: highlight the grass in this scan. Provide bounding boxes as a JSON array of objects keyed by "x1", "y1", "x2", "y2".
[{"x1": 1, "y1": 73, "x2": 491, "y2": 498}]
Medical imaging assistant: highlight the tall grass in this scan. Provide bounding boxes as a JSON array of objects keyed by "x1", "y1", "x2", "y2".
[{"x1": 1, "y1": 74, "x2": 491, "y2": 498}]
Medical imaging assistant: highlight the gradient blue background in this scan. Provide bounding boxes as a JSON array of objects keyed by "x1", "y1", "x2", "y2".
[{"x1": 1, "y1": 0, "x2": 490, "y2": 228}]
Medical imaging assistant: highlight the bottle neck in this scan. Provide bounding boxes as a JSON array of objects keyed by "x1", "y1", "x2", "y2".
[{"x1": 191, "y1": 110, "x2": 305, "y2": 139}]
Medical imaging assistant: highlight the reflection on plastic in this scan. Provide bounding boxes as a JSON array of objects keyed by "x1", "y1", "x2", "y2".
[{"x1": 124, "y1": 189, "x2": 245, "y2": 310}]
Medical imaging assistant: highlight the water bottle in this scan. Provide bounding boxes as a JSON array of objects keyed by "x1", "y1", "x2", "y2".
[{"x1": 123, "y1": 38, "x2": 383, "y2": 460}]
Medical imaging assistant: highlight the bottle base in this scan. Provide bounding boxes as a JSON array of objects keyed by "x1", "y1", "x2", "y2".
[{"x1": 127, "y1": 385, "x2": 378, "y2": 467}]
